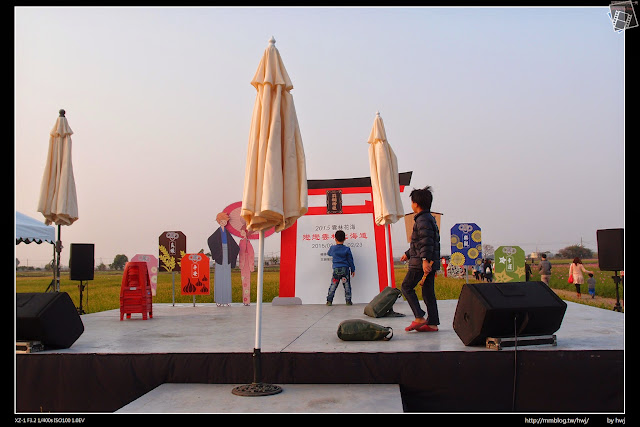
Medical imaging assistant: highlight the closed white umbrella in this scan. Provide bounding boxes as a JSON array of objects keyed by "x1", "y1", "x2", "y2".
[
  {"x1": 367, "y1": 111, "x2": 403, "y2": 287},
  {"x1": 37, "y1": 109, "x2": 79, "y2": 291},
  {"x1": 241, "y1": 37, "x2": 308, "y2": 233},
  {"x1": 234, "y1": 37, "x2": 308, "y2": 397}
]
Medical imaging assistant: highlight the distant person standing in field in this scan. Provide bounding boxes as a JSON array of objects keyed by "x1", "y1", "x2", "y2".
[
  {"x1": 483, "y1": 259, "x2": 493, "y2": 282},
  {"x1": 587, "y1": 273, "x2": 596, "y2": 299},
  {"x1": 473, "y1": 262, "x2": 481, "y2": 280},
  {"x1": 570, "y1": 257, "x2": 594, "y2": 298},
  {"x1": 539, "y1": 253, "x2": 552, "y2": 285}
]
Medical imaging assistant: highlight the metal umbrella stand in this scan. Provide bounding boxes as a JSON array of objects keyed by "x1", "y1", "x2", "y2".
[{"x1": 231, "y1": 231, "x2": 282, "y2": 397}]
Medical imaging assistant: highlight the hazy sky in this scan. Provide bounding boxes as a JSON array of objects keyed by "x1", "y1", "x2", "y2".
[{"x1": 15, "y1": 6, "x2": 625, "y2": 268}]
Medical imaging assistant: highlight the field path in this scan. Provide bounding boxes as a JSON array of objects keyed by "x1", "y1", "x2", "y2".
[{"x1": 552, "y1": 288, "x2": 623, "y2": 311}]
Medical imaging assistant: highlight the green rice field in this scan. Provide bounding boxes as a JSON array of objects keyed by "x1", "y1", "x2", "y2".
[{"x1": 15, "y1": 260, "x2": 623, "y2": 314}]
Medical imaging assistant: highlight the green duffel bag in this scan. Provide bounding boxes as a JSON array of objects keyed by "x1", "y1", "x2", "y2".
[
  {"x1": 364, "y1": 286, "x2": 404, "y2": 318},
  {"x1": 337, "y1": 319, "x2": 393, "y2": 341}
]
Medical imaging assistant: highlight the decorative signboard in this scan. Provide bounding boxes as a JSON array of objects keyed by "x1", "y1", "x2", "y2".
[
  {"x1": 180, "y1": 253, "x2": 210, "y2": 295},
  {"x1": 450, "y1": 223, "x2": 482, "y2": 267},
  {"x1": 131, "y1": 254, "x2": 159, "y2": 296},
  {"x1": 159, "y1": 231, "x2": 186, "y2": 272},
  {"x1": 326, "y1": 190, "x2": 343, "y2": 214},
  {"x1": 280, "y1": 172, "x2": 412, "y2": 304},
  {"x1": 493, "y1": 246, "x2": 526, "y2": 282}
]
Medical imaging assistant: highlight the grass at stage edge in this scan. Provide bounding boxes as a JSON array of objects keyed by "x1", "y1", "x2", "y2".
[{"x1": 15, "y1": 260, "x2": 623, "y2": 315}]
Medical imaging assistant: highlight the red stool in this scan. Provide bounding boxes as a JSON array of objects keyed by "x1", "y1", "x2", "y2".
[{"x1": 120, "y1": 262, "x2": 153, "y2": 320}]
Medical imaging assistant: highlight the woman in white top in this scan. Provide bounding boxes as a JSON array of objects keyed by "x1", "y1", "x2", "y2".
[{"x1": 570, "y1": 257, "x2": 593, "y2": 298}]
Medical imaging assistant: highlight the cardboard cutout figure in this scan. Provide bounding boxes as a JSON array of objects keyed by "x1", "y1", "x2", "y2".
[
  {"x1": 239, "y1": 224, "x2": 255, "y2": 305},
  {"x1": 221, "y1": 201, "x2": 275, "y2": 306},
  {"x1": 208, "y1": 212, "x2": 240, "y2": 306}
]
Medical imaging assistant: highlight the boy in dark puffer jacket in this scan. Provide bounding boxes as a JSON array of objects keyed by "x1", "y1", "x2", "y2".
[{"x1": 400, "y1": 186, "x2": 441, "y2": 332}]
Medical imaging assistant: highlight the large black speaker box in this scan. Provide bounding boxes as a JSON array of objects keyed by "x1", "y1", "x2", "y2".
[
  {"x1": 70, "y1": 243, "x2": 94, "y2": 281},
  {"x1": 597, "y1": 228, "x2": 624, "y2": 271},
  {"x1": 453, "y1": 281, "x2": 567, "y2": 346},
  {"x1": 16, "y1": 292, "x2": 84, "y2": 349}
]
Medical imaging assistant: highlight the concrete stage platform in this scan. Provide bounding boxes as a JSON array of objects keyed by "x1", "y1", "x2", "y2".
[
  {"x1": 16, "y1": 299, "x2": 624, "y2": 413},
  {"x1": 117, "y1": 383, "x2": 404, "y2": 413}
]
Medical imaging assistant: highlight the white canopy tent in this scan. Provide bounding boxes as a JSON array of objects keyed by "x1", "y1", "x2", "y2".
[
  {"x1": 16, "y1": 211, "x2": 57, "y2": 290},
  {"x1": 16, "y1": 211, "x2": 56, "y2": 245}
]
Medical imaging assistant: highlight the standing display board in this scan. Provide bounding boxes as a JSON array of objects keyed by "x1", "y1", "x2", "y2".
[
  {"x1": 404, "y1": 211, "x2": 442, "y2": 243},
  {"x1": 159, "y1": 231, "x2": 186, "y2": 272},
  {"x1": 493, "y1": 246, "x2": 526, "y2": 282},
  {"x1": 181, "y1": 253, "x2": 211, "y2": 295},
  {"x1": 450, "y1": 223, "x2": 482, "y2": 267},
  {"x1": 280, "y1": 173, "x2": 412, "y2": 304}
]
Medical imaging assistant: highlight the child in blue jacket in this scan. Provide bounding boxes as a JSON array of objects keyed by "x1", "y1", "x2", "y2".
[{"x1": 326, "y1": 230, "x2": 356, "y2": 306}]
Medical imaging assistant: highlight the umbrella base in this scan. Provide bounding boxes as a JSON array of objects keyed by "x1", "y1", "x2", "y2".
[
  {"x1": 231, "y1": 383, "x2": 283, "y2": 397},
  {"x1": 231, "y1": 348, "x2": 283, "y2": 396}
]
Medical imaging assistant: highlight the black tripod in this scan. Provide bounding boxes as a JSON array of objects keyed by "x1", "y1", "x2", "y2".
[{"x1": 612, "y1": 272, "x2": 623, "y2": 312}]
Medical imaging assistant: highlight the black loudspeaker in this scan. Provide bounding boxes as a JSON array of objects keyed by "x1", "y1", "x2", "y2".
[
  {"x1": 597, "y1": 228, "x2": 624, "y2": 271},
  {"x1": 70, "y1": 243, "x2": 94, "y2": 281},
  {"x1": 16, "y1": 293, "x2": 84, "y2": 349},
  {"x1": 453, "y1": 281, "x2": 567, "y2": 346}
]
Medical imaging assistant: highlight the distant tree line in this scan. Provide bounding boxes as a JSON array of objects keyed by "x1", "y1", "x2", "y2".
[
  {"x1": 16, "y1": 244, "x2": 596, "y2": 272},
  {"x1": 554, "y1": 244, "x2": 594, "y2": 260}
]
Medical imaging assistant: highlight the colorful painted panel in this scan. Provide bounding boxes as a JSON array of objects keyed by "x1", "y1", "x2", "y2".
[
  {"x1": 450, "y1": 223, "x2": 482, "y2": 267},
  {"x1": 180, "y1": 253, "x2": 210, "y2": 295},
  {"x1": 494, "y1": 246, "x2": 526, "y2": 282}
]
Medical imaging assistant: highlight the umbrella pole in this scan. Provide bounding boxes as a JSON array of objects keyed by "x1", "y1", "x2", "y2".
[
  {"x1": 232, "y1": 229, "x2": 282, "y2": 397},
  {"x1": 254, "y1": 229, "x2": 264, "y2": 351},
  {"x1": 46, "y1": 242, "x2": 56, "y2": 292},
  {"x1": 56, "y1": 224, "x2": 62, "y2": 292}
]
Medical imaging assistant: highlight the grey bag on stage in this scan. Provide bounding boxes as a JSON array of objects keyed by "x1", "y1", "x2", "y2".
[
  {"x1": 364, "y1": 286, "x2": 405, "y2": 318},
  {"x1": 337, "y1": 319, "x2": 393, "y2": 341}
]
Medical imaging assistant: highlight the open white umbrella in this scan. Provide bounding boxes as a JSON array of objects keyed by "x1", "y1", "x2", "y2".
[
  {"x1": 37, "y1": 109, "x2": 79, "y2": 291},
  {"x1": 234, "y1": 37, "x2": 308, "y2": 397},
  {"x1": 367, "y1": 111, "x2": 403, "y2": 287}
]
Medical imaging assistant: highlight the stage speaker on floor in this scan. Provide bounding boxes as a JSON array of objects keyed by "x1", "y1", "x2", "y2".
[
  {"x1": 16, "y1": 292, "x2": 84, "y2": 349},
  {"x1": 70, "y1": 243, "x2": 94, "y2": 281},
  {"x1": 597, "y1": 228, "x2": 624, "y2": 271},
  {"x1": 453, "y1": 281, "x2": 567, "y2": 346}
]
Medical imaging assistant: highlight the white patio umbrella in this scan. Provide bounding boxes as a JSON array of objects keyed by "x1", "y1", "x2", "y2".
[
  {"x1": 235, "y1": 37, "x2": 308, "y2": 397},
  {"x1": 37, "y1": 109, "x2": 79, "y2": 292},
  {"x1": 367, "y1": 111, "x2": 403, "y2": 287}
]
